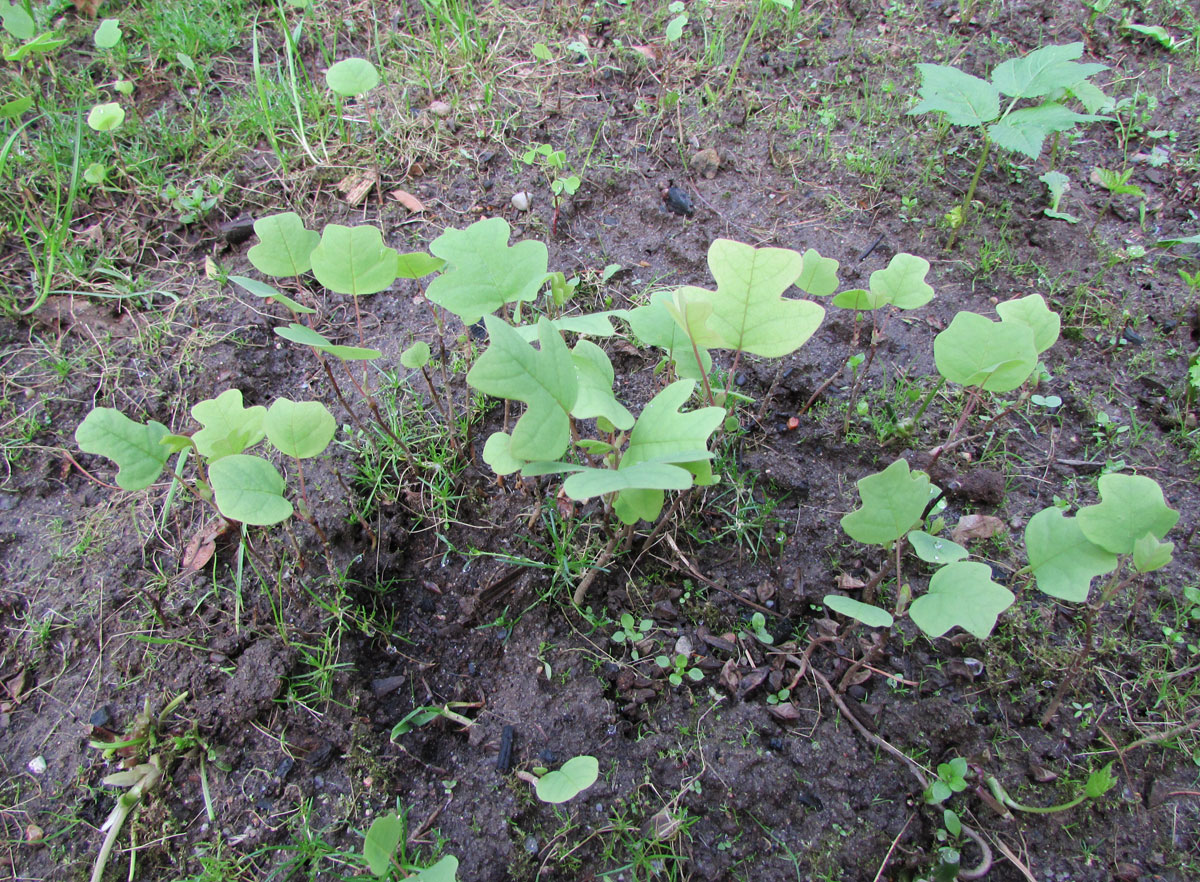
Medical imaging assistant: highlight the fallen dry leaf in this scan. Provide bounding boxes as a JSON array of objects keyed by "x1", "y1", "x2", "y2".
[
  {"x1": 4, "y1": 668, "x2": 26, "y2": 702},
  {"x1": 950, "y1": 514, "x2": 1006, "y2": 544},
  {"x1": 181, "y1": 520, "x2": 228, "y2": 575},
  {"x1": 837, "y1": 573, "x2": 866, "y2": 591},
  {"x1": 630, "y1": 45, "x2": 660, "y2": 61},
  {"x1": 388, "y1": 189, "x2": 425, "y2": 212},
  {"x1": 766, "y1": 702, "x2": 803, "y2": 723},
  {"x1": 336, "y1": 169, "x2": 379, "y2": 206}
]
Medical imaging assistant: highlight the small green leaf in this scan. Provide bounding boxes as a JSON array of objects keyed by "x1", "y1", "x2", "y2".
[
  {"x1": 86, "y1": 102, "x2": 125, "y2": 132},
  {"x1": 273, "y1": 323, "x2": 382, "y2": 361},
  {"x1": 325, "y1": 57, "x2": 379, "y2": 98},
  {"x1": 934, "y1": 312, "x2": 1038, "y2": 392},
  {"x1": 427, "y1": 217, "x2": 549, "y2": 324},
  {"x1": 995, "y1": 294, "x2": 1060, "y2": 354},
  {"x1": 1077, "y1": 474, "x2": 1178, "y2": 555},
  {"x1": 410, "y1": 856, "x2": 459, "y2": 882},
  {"x1": 83, "y1": 162, "x2": 107, "y2": 184},
  {"x1": 75, "y1": 408, "x2": 170, "y2": 491},
  {"x1": 1084, "y1": 763, "x2": 1116, "y2": 799},
  {"x1": 247, "y1": 213, "x2": 320, "y2": 278},
  {"x1": 908, "y1": 531, "x2": 968, "y2": 564},
  {"x1": 93, "y1": 18, "x2": 122, "y2": 49},
  {"x1": 481, "y1": 432, "x2": 525, "y2": 475},
  {"x1": 363, "y1": 814, "x2": 404, "y2": 876},
  {"x1": 0, "y1": 3, "x2": 35, "y2": 41},
  {"x1": 841, "y1": 459, "x2": 935, "y2": 547},
  {"x1": 831, "y1": 288, "x2": 886, "y2": 311},
  {"x1": 909, "y1": 63, "x2": 999, "y2": 127},
  {"x1": 562, "y1": 462, "x2": 694, "y2": 500},
  {"x1": 532, "y1": 42, "x2": 553, "y2": 62},
  {"x1": 1132, "y1": 532, "x2": 1174, "y2": 574},
  {"x1": 909, "y1": 562, "x2": 1015, "y2": 640},
  {"x1": 868, "y1": 253, "x2": 934, "y2": 310},
  {"x1": 310, "y1": 224, "x2": 398, "y2": 296},
  {"x1": 1025, "y1": 508, "x2": 1117, "y2": 602},
  {"x1": 626, "y1": 291, "x2": 711, "y2": 380},
  {"x1": 229, "y1": 275, "x2": 314, "y2": 314},
  {"x1": 176, "y1": 51, "x2": 196, "y2": 74},
  {"x1": 191, "y1": 390, "x2": 267, "y2": 460},
  {"x1": 796, "y1": 248, "x2": 840, "y2": 297},
  {"x1": 400, "y1": 341, "x2": 432, "y2": 369},
  {"x1": 208, "y1": 455, "x2": 293, "y2": 525},
  {"x1": 535, "y1": 755, "x2": 599, "y2": 803},
  {"x1": 823, "y1": 595, "x2": 895, "y2": 628},
  {"x1": 570, "y1": 339, "x2": 634, "y2": 430},
  {"x1": 0, "y1": 95, "x2": 33, "y2": 119},
  {"x1": 265, "y1": 399, "x2": 335, "y2": 459},
  {"x1": 396, "y1": 252, "x2": 444, "y2": 278},
  {"x1": 4, "y1": 32, "x2": 69, "y2": 62}
]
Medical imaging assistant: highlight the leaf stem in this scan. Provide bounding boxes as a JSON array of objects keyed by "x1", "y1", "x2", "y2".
[{"x1": 947, "y1": 132, "x2": 990, "y2": 250}]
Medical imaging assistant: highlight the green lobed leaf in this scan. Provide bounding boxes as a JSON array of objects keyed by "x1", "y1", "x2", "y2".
[
  {"x1": 934, "y1": 311, "x2": 1038, "y2": 392},
  {"x1": 427, "y1": 217, "x2": 549, "y2": 324},
  {"x1": 841, "y1": 459, "x2": 935, "y2": 547},
  {"x1": 909, "y1": 63, "x2": 1000, "y2": 127},
  {"x1": 265, "y1": 399, "x2": 335, "y2": 459},
  {"x1": 570, "y1": 340, "x2": 635, "y2": 430},
  {"x1": 400, "y1": 341, "x2": 431, "y2": 369},
  {"x1": 410, "y1": 856, "x2": 459, "y2": 882},
  {"x1": 909, "y1": 561, "x2": 1015, "y2": 640},
  {"x1": 228, "y1": 275, "x2": 314, "y2": 314},
  {"x1": 680, "y1": 239, "x2": 824, "y2": 358},
  {"x1": 995, "y1": 294, "x2": 1060, "y2": 354},
  {"x1": 1077, "y1": 474, "x2": 1178, "y2": 555},
  {"x1": 325, "y1": 57, "x2": 379, "y2": 98},
  {"x1": 208, "y1": 455, "x2": 294, "y2": 525},
  {"x1": 990, "y1": 43, "x2": 1105, "y2": 99},
  {"x1": 396, "y1": 251, "x2": 445, "y2": 278},
  {"x1": 823, "y1": 595, "x2": 895, "y2": 628},
  {"x1": 796, "y1": 248, "x2": 840, "y2": 297},
  {"x1": 75, "y1": 408, "x2": 170, "y2": 491},
  {"x1": 481, "y1": 432, "x2": 525, "y2": 475},
  {"x1": 908, "y1": 531, "x2": 969, "y2": 564},
  {"x1": 989, "y1": 102, "x2": 1105, "y2": 159},
  {"x1": 363, "y1": 814, "x2": 404, "y2": 876},
  {"x1": 93, "y1": 18, "x2": 122, "y2": 49},
  {"x1": 1068, "y1": 79, "x2": 1113, "y2": 114},
  {"x1": 1024, "y1": 507, "x2": 1117, "y2": 602},
  {"x1": 1084, "y1": 763, "x2": 1116, "y2": 799},
  {"x1": 1132, "y1": 533, "x2": 1174, "y2": 574},
  {"x1": 868, "y1": 253, "x2": 934, "y2": 310},
  {"x1": 247, "y1": 212, "x2": 320, "y2": 278},
  {"x1": 535, "y1": 755, "x2": 599, "y2": 803},
  {"x1": 626, "y1": 291, "x2": 711, "y2": 380},
  {"x1": 190, "y1": 390, "x2": 267, "y2": 460},
  {"x1": 466, "y1": 316, "x2": 577, "y2": 462},
  {"x1": 274, "y1": 323, "x2": 382, "y2": 361},
  {"x1": 310, "y1": 224, "x2": 398, "y2": 296}
]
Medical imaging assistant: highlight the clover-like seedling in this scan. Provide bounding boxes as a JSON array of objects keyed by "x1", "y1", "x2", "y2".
[
  {"x1": 742, "y1": 612, "x2": 774, "y2": 645},
  {"x1": 924, "y1": 757, "x2": 969, "y2": 805},
  {"x1": 766, "y1": 687, "x2": 791, "y2": 706},
  {"x1": 656, "y1": 653, "x2": 703, "y2": 686},
  {"x1": 87, "y1": 102, "x2": 125, "y2": 132},
  {"x1": 534, "y1": 755, "x2": 599, "y2": 804},
  {"x1": 612, "y1": 613, "x2": 653, "y2": 646}
]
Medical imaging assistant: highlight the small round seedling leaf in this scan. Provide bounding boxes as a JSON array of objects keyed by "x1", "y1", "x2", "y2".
[
  {"x1": 535, "y1": 755, "x2": 599, "y2": 803},
  {"x1": 908, "y1": 531, "x2": 969, "y2": 564},
  {"x1": 841, "y1": 459, "x2": 935, "y2": 547},
  {"x1": 83, "y1": 162, "x2": 107, "y2": 184},
  {"x1": 93, "y1": 19, "x2": 122, "y2": 49},
  {"x1": 934, "y1": 311, "x2": 1038, "y2": 392},
  {"x1": 909, "y1": 561, "x2": 1015, "y2": 640},
  {"x1": 1025, "y1": 507, "x2": 1117, "y2": 602},
  {"x1": 86, "y1": 102, "x2": 125, "y2": 132},
  {"x1": 869, "y1": 253, "x2": 934, "y2": 309},
  {"x1": 75, "y1": 408, "x2": 170, "y2": 491},
  {"x1": 363, "y1": 813, "x2": 404, "y2": 876},
  {"x1": 410, "y1": 856, "x2": 459, "y2": 882},
  {"x1": 400, "y1": 341, "x2": 431, "y2": 369},
  {"x1": 310, "y1": 224, "x2": 398, "y2": 296},
  {"x1": 481, "y1": 432, "x2": 525, "y2": 476},
  {"x1": 1077, "y1": 473, "x2": 1178, "y2": 555},
  {"x1": 247, "y1": 212, "x2": 320, "y2": 278},
  {"x1": 114, "y1": 80, "x2": 134, "y2": 96},
  {"x1": 996, "y1": 294, "x2": 1060, "y2": 354},
  {"x1": 823, "y1": 595, "x2": 895, "y2": 628},
  {"x1": 208, "y1": 455, "x2": 293, "y2": 525},
  {"x1": 266, "y1": 399, "x2": 335, "y2": 459},
  {"x1": 325, "y1": 57, "x2": 379, "y2": 98}
]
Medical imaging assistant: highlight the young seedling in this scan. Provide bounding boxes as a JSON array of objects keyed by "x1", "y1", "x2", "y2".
[
  {"x1": 1089, "y1": 167, "x2": 1145, "y2": 233},
  {"x1": 520, "y1": 144, "x2": 580, "y2": 235},
  {"x1": 612, "y1": 613, "x2": 654, "y2": 660},
  {"x1": 1039, "y1": 170, "x2": 1079, "y2": 223},
  {"x1": 325, "y1": 56, "x2": 380, "y2": 142},
  {"x1": 532, "y1": 755, "x2": 599, "y2": 803},
  {"x1": 363, "y1": 810, "x2": 459, "y2": 880},
  {"x1": 656, "y1": 652, "x2": 703, "y2": 686},
  {"x1": 909, "y1": 43, "x2": 1111, "y2": 247},
  {"x1": 985, "y1": 762, "x2": 1115, "y2": 815}
]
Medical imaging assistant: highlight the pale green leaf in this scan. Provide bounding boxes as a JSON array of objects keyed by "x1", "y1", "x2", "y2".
[
  {"x1": 535, "y1": 755, "x2": 599, "y2": 803},
  {"x1": 363, "y1": 814, "x2": 404, "y2": 877},
  {"x1": 570, "y1": 340, "x2": 634, "y2": 430},
  {"x1": 990, "y1": 43, "x2": 1105, "y2": 99},
  {"x1": 325, "y1": 57, "x2": 379, "y2": 98},
  {"x1": 1077, "y1": 474, "x2": 1178, "y2": 555},
  {"x1": 869, "y1": 253, "x2": 934, "y2": 310},
  {"x1": 273, "y1": 323, "x2": 382, "y2": 360},
  {"x1": 909, "y1": 561, "x2": 1015, "y2": 639},
  {"x1": 796, "y1": 248, "x2": 840, "y2": 297},
  {"x1": 229, "y1": 275, "x2": 314, "y2": 314},
  {"x1": 0, "y1": 3, "x2": 34, "y2": 40},
  {"x1": 400, "y1": 341, "x2": 431, "y2": 369},
  {"x1": 410, "y1": 856, "x2": 459, "y2": 882},
  {"x1": 989, "y1": 102, "x2": 1104, "y2": 159},
  {"x1": 831, "y1": 288, "x2": 886, "y2": 311},
  {"x1": 512, "y1": 310, "x2": 630, "y2": 342},
  {"x1": 190, "y1": 390, "x2": 266, "y2": 460},
  {"x1": 1132, "y1": 533, "x2": 1174, "y2": 574},
  {"x1": 427, "y1": 217, "x2": 549, "y2": 323},
  {"x1": 247, "y1": 212, "x2": 320, "y2": 278},
  {"x1": 908, "y1": 531, "x2": 968, "y2": 564},
  {"x1": 93, "y1": 19, "x2": 122, "y2": 49},
  {"x1": 1024, "y1": 508, "x2": 1117, "y2": 602},
  {"x1": 909, "y1": 63, "x2": 999, "y2": 127},
  {"x1": 841, "y1": 459, "x2": 934, "y2": 547},
  {"x1": 995, "y1": 294, "x2": 1060, "y2": 354},
  {"x1": 86, "y1": 102, "x2": 124, "y2": 132},
  {"x1": 934, "y1": 312, "x2": 1038, "y2": 392},
  {"x1": 626, "y1": 291, "x2": 711, "y2": 380},
  {"x1": 265, "y1": 399, "x2": 335, "y2": 459},
  {"x1": 823, "y1": 595, "x2": 894, "y2": 628},
  {"x1": 75, "y1": 408, "x2": 170, "y2": 491},
  {"x1": 396, "y1": 252, "x2": 445, "y2": 278},
  {"x1": 563, "y1": 462, "x2": 694, "y2": 499},
  {"x1": 664, "y1": 289, "x2": 726, "y2": 348},
  {"x1": 208, "y1": 455, "x2": 293, "y2": 525},
  {"x1": 481, "y1": 432, "x2": 525, "y2": 476},
  {"x1": 1068, "y1": 79, "x2": 1113, "y2": 114},
  {"x1": 310, "y1": 224, "x2": 398, "y2": 296}
]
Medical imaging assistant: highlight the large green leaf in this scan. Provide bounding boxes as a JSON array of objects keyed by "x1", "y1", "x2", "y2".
[
  {"x1": 208, "y1": 454, "x2": 294, "y2": 525},
  {"x1": 909, "y1": 561, "x2": 1015, "y2": 639},
  {"x1": 426, "y1": 218, "x2": 549, "y2": 324},
  {"x1": 534, "y1": 755, "x2": 599, "y2": 803},
  {"x1": 1077, "y1": 474, "x2": 1178, "y2": 555},
  {"x1": 75, "y1": 408, "x2": 171, "y2": 491},
  {"x1": 274, "y1": 323, "x2": 382, "y2": 361},
  {"x1": 934, "y1": 312, "x2": 1038, "y2": 392},
  {"x1": 909, "y1": 63, "x2": 1000, "y2": 127},
  {"x1": 995, "y1": 294, "x2": 1060, "y2": 353},
  {"x1": 1025, "y1": 508, "x2": 1117, "y2": 602},
  {"x1": 265, "y1": 399, "x2": 335, "y2": 459},
  {"x1": 679, "y1": 239, "x2": 824, "y2": 358},
  {"x1": 570, "y1": 340, "x2": 634, "y2": 430},
  {"x1": 247, "y1": 212, "x2": 320, "y2": 278},
  {"x1": 310, "y1": 224, "x2": 399, "y2": 296},
  {"x1": 626, "y1": 291, "x2": 711, "y2": 380},
  {"x1": 841, "y1": 459, "x2": 934, "y2": 547},
  {"x1": 466, "y1": 316, "x2": 577, "y2": 462},
  {"x1": 990, "y1": 43, "x2": 1105, "y2": 99},
  {"x1": 190, "y1": 390, "x2": 266, "y2": 460},
  {"x1": 988, "y1": 103, "x2": 1104, "y2": 159}
]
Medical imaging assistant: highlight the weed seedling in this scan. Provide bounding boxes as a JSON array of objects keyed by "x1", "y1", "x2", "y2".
[{"x1": 656, "y1": 653, "x2": 703, "y2": 686}]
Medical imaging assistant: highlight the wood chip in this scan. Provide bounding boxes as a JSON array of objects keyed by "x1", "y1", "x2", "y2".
[{"x1": 336, "y1": 169, "x2": 379, "y2": 205}]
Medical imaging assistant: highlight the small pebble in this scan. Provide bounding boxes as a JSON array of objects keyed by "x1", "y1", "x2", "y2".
[
  {"x1": 89, "y1": 706, "x2": 113, "y2": 728},
  {"x1": 511, "y1": 191, "x2": 532, "y2": 211},
  {"x1": 429, "y1": 100, "x2": 451, "y2": 117},
  {"x1": 25, "y1": 824, "x2": 43, "y2": 844},
  {"x1": 27, "y1": 756, "x2": 46, "y2": 775}
]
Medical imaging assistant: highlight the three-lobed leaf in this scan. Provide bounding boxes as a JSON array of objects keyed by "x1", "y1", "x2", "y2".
[
  {"x1": 909, "y1": 561, "x2": 1015, "y2": 639},
  {"x1": 190, "y1": 390, "x2": 266, "y2": 461},
  {"x1": 427, "y1": 218, "x2": 549, "y2": 324},
  {"x1": 934, "y1": 312, "x2": 1038, "y2": 392},
  {"x1": 990, "y1": 43, "x2": 1105, "y2": 99},
  {"x1": 310, "y1": 224, "x2": 398, "y2": 296},
  {"x1": 247, "y1": 212, "x2": 320, "y2": 278},
  {"x1": 841, "y1": 459, "x2": 935, "y2": 547},
  {"x1": 1076, "y1": 473, "x2": 1178, "y2": 555},
  {"x1": 1024, "y1": 507, "x2": 1117, "y2": 602},
  {"x1": 75, "y1": 408, "x2": 171, "y2": 491}
]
